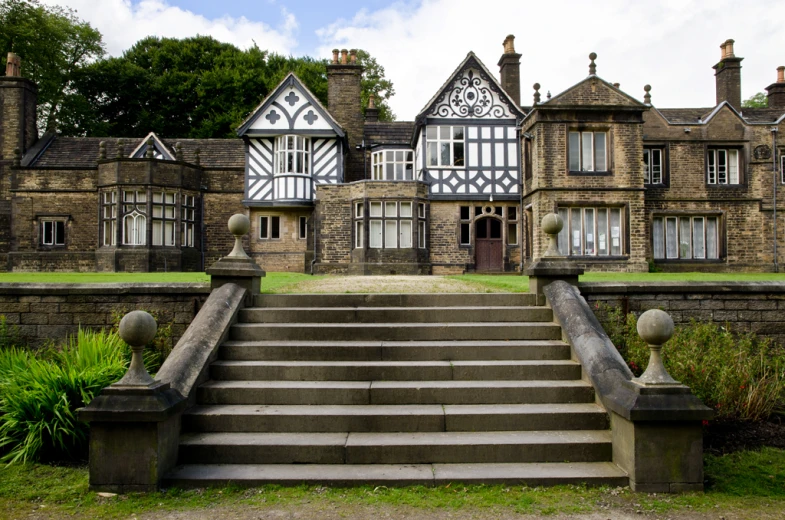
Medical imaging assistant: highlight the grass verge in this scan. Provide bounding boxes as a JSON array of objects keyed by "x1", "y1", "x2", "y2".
[
  {"x1": 0, "y1": 448, "x2": 782, "y2": 519},
  {"x1": 0, "y1": 272, "x2": 210, "y2": 284}
]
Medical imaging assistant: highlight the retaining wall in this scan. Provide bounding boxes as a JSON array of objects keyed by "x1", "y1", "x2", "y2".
[
  {"x1": 0, "y1": 283, "x2": 210, "y2": 347},
  {"x1": 580, "y1": 282, "x2": 785, "y2": 346}
]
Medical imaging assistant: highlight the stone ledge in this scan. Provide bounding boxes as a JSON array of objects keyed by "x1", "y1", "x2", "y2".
[
  {"x1": 580, "y1": 281, "x2": 785, "y2": 294},
  {"x1": 0, "y1": 283, "x2": 210, "y2": 295}
]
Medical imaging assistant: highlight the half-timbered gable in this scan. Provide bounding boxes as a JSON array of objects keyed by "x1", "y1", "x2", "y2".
[
  {"x1": 414, "y1": 53, "x2": 526, "y2": 200},
  {"x1": 237, "y1": 73, "x2": 345, "y2": 206},
  {"x1": 129, "y1": 132, "x2": 175, "y2": 160}
]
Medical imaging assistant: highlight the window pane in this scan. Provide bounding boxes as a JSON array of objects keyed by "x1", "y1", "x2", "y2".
[
  {"x1": 299, "y1": 216, "x2": 307, "y2": 239},
  {"x1": 610, "y1": 208, "x2": 622, "y2": 255},
  {"x1": 427, "y1": 143, "x2": 438, "y2": 166},
  {"x1": 571, "y1": 209, "x2": 582, "y2": 255},
  {"x1": 370, "y1": 221, "x2": 382, "y2": 248},
  {"x1": 153, "y1": 192, "x2": 162, "y2": 203},
  {"x1": 707, "y1": 218, "x2": 718, "y2": 259},
  {"x1": 597, "y1": 208, "x2": 608, "y2": 255},
  {"x1": 385, "y1": 201, "x2": 397, "y2": 217},
  {"x1": 693, "y1": 218, "x2": 705, "y2": 259},
  {"x1": 400, "y1": 221, "x2": 412, "y2": 248},
  {"x1": 136, "y1": 191, "x2": 146, "y2": 203},
  {"x1": 476, "y1": 220, "x2": 488, "y2": 239},
  {"x1": 419, "y1": 203, "x2": 426, "y2": 218},
  {"x1": 43, "y1": 221, "x2": 53, "y2": 244},
  {"x1": 453, "y1": 142, "x2": 464, "y2": 166},
  {"x1": 440, "y1": 126, "x2": 450, "y2": 139},
  {"x1": 400, "y1": 202, "x2": 412, "y2": 218},
  {"x1": 582, "y1": 133, "x2": 593, "y2": 171},
  {"x1": 728, "y1": 150, "x2": 739, "y2": 183},
  {"x1": 426, "y1": 126, "x2": 437, "y2": 140},
  {"x1": 271, "y1": 216, "x2": 280, "y2": 239},
  {"x1": 652, "y1": 149, "x2": 662, "y2": 183},
  {"x1": 594, "y1": 133, "x2": 606, "y2": 171},
  {"x1": 717, "y1": 149, "x2": 727, "y2": 183},
  {"x1": 679, "y1": 218, "x2": 691, "y2": 258},
  {"x1": 508, "y1": 223, "x2": 518, "y2": 245},
  {"x1": 440, "y1": 142, "x2": 450, "y2": 166},
  {"x1": 508, "y1": 206, "x2": 517, "y2": 220},
  {"x1": 568, "y1": 132, "x2": 580, "y2": 171},
  {"x1": 386, "y1": 162, "x2": 394, "y2": 180},
  {"x1": 419, "y1": 220, "x2": 426, "y2": 248},
  {"x1": 653, "y1": 217, "x2": 664, "y2": 259},
  {"x1": 164, "y1": 221, "x2": 175, "y2": 246},
  {"x1": 356, "y1": 221, "x2": 364, "y2": 248},
  {"x1": 370, "y1": 201, "x2": 382, "y2": 217},
  {"x1": 584, "y1": 208, "x2": 595, "y2": 255},
  {"x1": 643, "y1": 149, "x2": 650, "y2": 183},
  {"x1": 395, "y1": 163, "x2": 403, "y2": 180},
  {"x1": 490, "y1": 219, "x2": 502, "y2": 239},
  {"x1": 152, "y1": 221, "x2": 162, "y2": 246},
  {"x1": 385, "y1": 220, "x2": 397, "y2": 248},
  {"x1": 460, "y1": 223, "x2": 470, "y2": 245},
  {"x1": 557, "y1": 208, "x2": 569, "y2": 255},
  {"x1": 165, "y1": 206, "x2": 175, "y2": 218},
  {"x1": 55, "y1": 221, "x2": 65, "y2": 245},
  {"x1": 707, "y1": 150, "x2": 716, "y2": 183},
  {"x1": 666, "y1": 217, "x2": 677, "y2": 258},
  {"x1": 460, "y1": 206, "x2": 470, "y2": 220},
  {"x1": 405, "y1": 163, "x2": 413, "y2": 180},
  {"x1": 355, "y1": 202, "x2": 364, "y2": 218},
  {"x1": 260, "y1": 217, "x2": 268, "y2": 239},
  {"x1": 453, "y1": 127, "x2": 464, "y2": 140}
]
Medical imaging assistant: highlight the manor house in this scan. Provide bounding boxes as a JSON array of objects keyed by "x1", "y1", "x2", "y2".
[{"x1": 1, "y1": 36, "x2": 784, "y2": 273}]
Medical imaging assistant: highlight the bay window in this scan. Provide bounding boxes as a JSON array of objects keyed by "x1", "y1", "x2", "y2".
[
  {"x1": 372, "y1": 149, "x2": 414, "y2": 180},
  {"x1": 366, "y1": 200, "x2": 414, "y2": 249},
  {"x1": 152, "y1": 192, "x2": 176, "y2": 246},
  {"x1": 275, "y1": 135, "x2": 310, "y2": 175}
]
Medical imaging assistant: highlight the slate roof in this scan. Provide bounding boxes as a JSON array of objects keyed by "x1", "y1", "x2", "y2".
[
  {"x1": 364, "y1": 122, "x2": 415, "y2": 146},
  {"x1": 738, "y1": 108, "x2": 785, "y2": 123},
  {"x1": 657, "y1": 107, "x2": 785, "y2": 125},
  {"x1": 29, "y1": 136, "x2": 245, "y2": 169}
]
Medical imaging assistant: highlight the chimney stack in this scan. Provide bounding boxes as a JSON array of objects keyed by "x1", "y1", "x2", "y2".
[
  {"x1": 713, "y1": 39, "x2": 743, "y2": 110},
  {"x1": 365, "y1": 94, "x2": 379, "y2": 122},
  {"x1": 5, "y1": 52, "x2": 21, "y2": 77},
  {"x1": 327, "y1": 47, "x2": 364, "y2": 182},
  {"x1": 765, "y1": 66, "x2": 785, "y2": 109},
  {"x1": 498, "y1": 35, "x2": 522, "y2": 106}
]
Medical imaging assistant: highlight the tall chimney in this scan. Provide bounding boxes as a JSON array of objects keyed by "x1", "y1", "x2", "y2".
[
  {"x1": 1, "y1": 52, "x2": 38, "y2": 161},
  {"x1": 327, "y1": 48, "x2": 364, "y2": 182},
  {"x1": 498, "y1": 35, "x2": 521, "y2": 106},
  {"x1": 365, "y1": 94, "x2": 379, "y2": 123},
  {"x1": 713, "y1": 39, "x2": 743, "y2": 110},
  {"x1": 765, "y1": 66, "x2": 785, "y2": 109}
]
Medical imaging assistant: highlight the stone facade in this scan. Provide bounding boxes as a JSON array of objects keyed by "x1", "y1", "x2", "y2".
[{"x1": 0, "y1": 39, "x2": 783, "y2": 273}]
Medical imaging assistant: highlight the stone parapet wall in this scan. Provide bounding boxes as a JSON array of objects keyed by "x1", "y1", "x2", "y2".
[
  {"x1": 580, "y1": 281, "x2": 785, "y2": 345},
  {"x1": 0, "y1": 283, "x2": 210, "y2": 347}
]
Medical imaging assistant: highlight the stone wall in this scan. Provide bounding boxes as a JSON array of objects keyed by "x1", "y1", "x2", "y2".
[
  {"x1": 0, "y1": 283, "x2": 210, "y2": 348},
  {"x1": 580, "y1": 281, "x2": 785, "y2": 346}
]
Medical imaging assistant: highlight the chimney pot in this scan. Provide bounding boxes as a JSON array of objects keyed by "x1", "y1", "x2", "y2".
[
  {"x1": 5, "y1": 52, "x2": 21, "y2": 77},
  {"x1": 368, "y1": 94, "x2": 376, "y2": 109},
  {"x1": 350, "y1": 49, "x2": 357, "y2": 65},
  {"x1": 777, "y1": 66, "x2": 785, "y2": 84},
  {"x1": 724, "y1": 39, "x2": 735, "y2": 58},
  {"x1": 613, "y1": 82, "x2": 620, "y2": 88},
  {"x1": 503, "y1": 35, "x2": 516, "y2": 54},
  {"x1": 332, "y1": 49, "x2": 339, "y2": 64},
  {"x1": 340, "y1": 49, "x2": 348, "y2": 65}
]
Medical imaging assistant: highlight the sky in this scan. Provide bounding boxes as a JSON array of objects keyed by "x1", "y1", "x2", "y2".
[{"x1": 40, "y1": 0, "x2": 785, "y2": 120}]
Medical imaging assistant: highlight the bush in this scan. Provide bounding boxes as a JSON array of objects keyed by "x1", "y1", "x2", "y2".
[
  {"x1": 597, "y1": 303, "x2": 785, "y2": 422},
  {"x1": 0, "y1": 328, "x2": 153, "y2": 464}
]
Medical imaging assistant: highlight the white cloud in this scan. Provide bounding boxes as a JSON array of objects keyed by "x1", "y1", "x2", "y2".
[
  {"x1": 41, "y1": 0, "x2": 299, "y2": 56},
  {"x1": 316, "y1": 0, "x2": 785, "y2": 119}
]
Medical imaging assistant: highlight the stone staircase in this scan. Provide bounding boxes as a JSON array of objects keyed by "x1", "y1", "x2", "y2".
[{"x1": 163, "y1": 293, "x2": 628, "y2": 487}]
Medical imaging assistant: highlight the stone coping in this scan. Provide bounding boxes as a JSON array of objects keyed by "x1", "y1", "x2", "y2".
[
  {"x1": 0, "y1": 283, "x2": 211, "y2": 295},
  {"x1": 579, "y1": 281, "x2": 785, "y2": 294}
]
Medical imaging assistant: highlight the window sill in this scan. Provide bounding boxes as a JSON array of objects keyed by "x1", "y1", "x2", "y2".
[
  {"x1": 568, "y1": 170, "x2": 613, "y2": 176},
  {"x1": 706, "y1": 183, "x2": 745, "y2": 188},
  {"x1": 564, "y1": 255, "x2": 629, "y2": 260},
  {"x1": 654, "y1": 258, "x2": 724, "y2": 263}
]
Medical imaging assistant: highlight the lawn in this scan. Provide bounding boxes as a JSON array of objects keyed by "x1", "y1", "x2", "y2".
[{"x1": 0, "y1": 448, "x2": 782, "y2": 519}]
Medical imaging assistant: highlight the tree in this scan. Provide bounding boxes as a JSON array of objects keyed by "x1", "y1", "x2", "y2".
[
  {"x1": 0, "y1": 0, "x2": 104, "y2": 132},
  {"x1": 356, "y1": 49, "x2": 395, "y2": 122},
  {"x1": 742, "y1": 92, "x2": 768, "y2": 108}
]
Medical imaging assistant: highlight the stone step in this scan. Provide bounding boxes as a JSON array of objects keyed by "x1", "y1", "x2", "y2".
[
  {"x1": 238, "y1": 306, "x2": 553, "y2": 324},
  {"x1": 229, "y1": 322, "x2": 563, "y2": 342},
  {"x1": 253, "y1": 293, "x2": 543, "y2": 308},
  {"x1": 219, "y1": 340, "x2": 572, "y2": 362},
  {"x1": 177, "y1": 430, "x2": 613, "y2": 465},
  {"x1": 182, "y1": 403, "x2": 609, "y2": 433},
  {"x1": 196, "y1": 380, "x2": 595, "y2": 405},
  {"x1": 163, "y1": 462, "x2": 628, "y2": 488},
  {"x1": 209, "y1": 360, "x2": 582, "y2": 381}
]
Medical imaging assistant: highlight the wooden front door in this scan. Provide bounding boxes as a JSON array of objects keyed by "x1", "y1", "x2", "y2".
[{"x1": 475, "y1": 217, "x2": 503, "y2": 271}]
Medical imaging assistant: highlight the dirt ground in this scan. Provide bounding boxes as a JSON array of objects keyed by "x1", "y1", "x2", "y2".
[{"x1": 278, "y1": 275, "x2": 493, "y2": 294}]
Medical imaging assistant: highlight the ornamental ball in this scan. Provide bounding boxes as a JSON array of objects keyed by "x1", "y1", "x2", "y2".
[
  {"x1": 637, "y1": 309, "x2": 674, "y2": 345},
  {"x1": 118, "y1": 310, "x2": 158, "y2": 348},
  {"x1": 228, "y1": 214, "x2": 250, "y2": 236},
  {"x1": 541, "y1": 213, "x2": 564, "y2": 235}
]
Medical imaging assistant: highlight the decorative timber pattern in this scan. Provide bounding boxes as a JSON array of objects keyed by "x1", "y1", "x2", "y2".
[
  {"x1": 430, "y1": 68, "x2": 513, "y2": 119},
  {"x1": 246, "y1": 138, "x2": 274, "y2": 202},
  {"x1": 312, "y1": 138, "x2": 341, "y2": 184},
  {"x1": 425, "y1": 126, "x2": 520, "y2": 198}
]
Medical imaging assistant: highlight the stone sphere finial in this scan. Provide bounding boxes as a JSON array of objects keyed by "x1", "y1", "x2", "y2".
[
  {"x1": 115, "y1": 310, "x2": 157, "y2": 387},
  {"x1": 228, "y1": 214, "x2": 251, "y2": 258},
  {"x1": 633, "y1": 309, "x2": 680, "y2": 386},
  {"x1": 541, "y1": 213, "x2": 564, "y2": 257},
  {"x1": 589, "y1": 52, "x2": 597, "y2": 75}
]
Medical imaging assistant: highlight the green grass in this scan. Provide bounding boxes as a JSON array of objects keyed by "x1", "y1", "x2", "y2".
[
  {"x1": 259, "y1": 272, "x2": 325, "y2": 293},
  {"x1": 0, "y1": 272, "x2": 210, "y2": 284},
  {"x1": 0, "y1": 448, "x2": 782, "y2": 518}
]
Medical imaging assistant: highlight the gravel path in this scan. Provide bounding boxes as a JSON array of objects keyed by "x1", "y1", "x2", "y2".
[{"x1": 276, "y1": 275, "x2": 492, "y2": 294}]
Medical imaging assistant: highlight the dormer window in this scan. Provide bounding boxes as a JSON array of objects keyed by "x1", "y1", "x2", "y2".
[
  {"x1": 372, "y1": 149, "x2": 414, "y2": 180},
  {"x1": 275, "y1": 135, "x2": 310, "y2": 175}
]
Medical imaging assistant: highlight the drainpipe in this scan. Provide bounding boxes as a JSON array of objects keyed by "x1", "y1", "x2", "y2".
[{"x1": 773, "y1": 127, "x2": 779, "y2": 273}]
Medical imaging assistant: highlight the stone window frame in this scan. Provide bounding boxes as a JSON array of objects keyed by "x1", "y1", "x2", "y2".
[
  {"x1": 363, "y1": 200, "x2": 415, "y2": 250},
  {"x1": 102, "y1": 191, "x2": 117, "y2": 247},
  {"x1": 425, "y1": 125, "x2": 465, "y2": 168},
  {"x1": 705, "y1": 146, "x2": 744, "y2": 186},
  {"x1": 181, "y1": 194, "x2": 197, "y2": 248},
  {"x1": 418, "y1": 202, "x2": 427, "y2": 249},
  {"x1": 556, "y1": 206, "x2": 626, "y2": 257},
  {"x1": 507, "y1": 205, "x2": 519, "y2": 247},
  {"x1": 274, "y1": 135, "x2": 311, "y2": 175},
  {"x1": 643, "y1": 145, "x2": 669, "y2": 187},
  {"x1": 459, "y1": 204, "x2": 519, "y2": 248},
  {"x1": 151, "y1": 191, "x2": 177, "y2": 247},
  {"x1": 651, "y1": 213, "x2": 724, "y2": 262},
  {"x1": 371, "y1": 148, "x2": 415, "y2": 180},
  {"x1": 298, "y1": 215, "x2": 307, "y2": 240},
  {"x1": 567, "y1": 128, "x2": 611, "y2": 175},
  {"x1": 780, "y1": 153, "x2": 785, "y2": 184},
  {"x1": 354, "y1": 202, "x2": 364, "y2": 249},
  {"x1": 259, "y1": 215, "x2": 281, "y2": 240},
  {"x1": 122, "y1": 190, "x2": 148, "y2": 246},
  {"x1": 37, "y1": 215, "x2": 69, "y2": 248}
]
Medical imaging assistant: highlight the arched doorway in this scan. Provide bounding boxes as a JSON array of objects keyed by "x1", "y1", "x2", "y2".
[{"x1": 475, "y1": 217, "x2": 503, "y2": 271}]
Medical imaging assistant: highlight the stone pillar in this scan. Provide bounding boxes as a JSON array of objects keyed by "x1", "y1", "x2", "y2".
[
  {"x1": 206, "y1": 214, "x2": 265, "y2": 305},
  {"x1": 713, "y1": 39, "x2": 743, "y2": 110},
  {"x1": 610, "y1": 309, "x2": 713, "y2": 492},
  {"x1": 524, "y1": 213, "x2": 583, "y2": 294},
  {"x1": 78, "y1": 311, "x2": 186, "y2": 492}
]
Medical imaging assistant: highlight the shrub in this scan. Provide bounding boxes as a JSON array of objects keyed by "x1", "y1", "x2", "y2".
[
  {"x1": 597, "y1": 303, "x2": 785, "y2": 422},
  {"x1": 0, "y1": 328, "x2": 140, "y2": 464}
]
